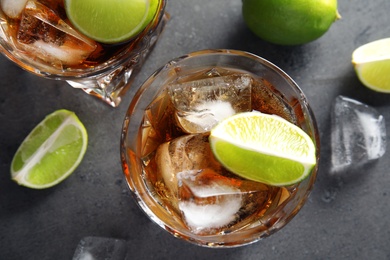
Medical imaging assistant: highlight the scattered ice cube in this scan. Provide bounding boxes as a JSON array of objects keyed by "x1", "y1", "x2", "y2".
[
  {"x1": 331, "y1": 95, "x2": 386, "y2": 173},
  {"x1": 155, "y1": 134, "x2": 270, "y2": 235},
  {"x1": 0, "y1": 0, "x2": 28, "y2": 18},
  {"x1": 72, "y1": 237, "x2": 127, "y2": 260},
  {"x1": 168, "y1": 74, "x2": 252, "y2": 133},
  {"x1": 15, "y1": 1, "x2": 96, "y2": 67}
]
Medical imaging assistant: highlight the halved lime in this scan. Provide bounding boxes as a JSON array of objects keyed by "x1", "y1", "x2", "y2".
[
  {"x1": 11, "y1": 109, "x2": 88, "y2": 189},
  {"x1": 209, "y1": 111, "x2": 317, "y2": 186},
  {"x1": 65, "y1": 0, "x2": 159, "y2": 44},
  {"x1": 352, "y1": 38, "x2": 390, "y2": 92}
]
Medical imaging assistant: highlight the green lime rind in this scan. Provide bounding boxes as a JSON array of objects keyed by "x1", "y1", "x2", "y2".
[
  {"x1": 210, "y1": 139, "x2": 314, "y2": 186},
  {"x1": 11, "y1": 109, "x2": 88, "y2": 189},
  {"x1": 65, "y1": 0, "x2": 159, "y2": 44},
  {"x1": 209, "y1": 112, "x2": 316, "y2": 186},
  {"x1": 242, "y1": 0, "x2": 340, "y2": 45}
]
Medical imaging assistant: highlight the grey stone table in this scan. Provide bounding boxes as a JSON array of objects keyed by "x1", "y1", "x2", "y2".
[{"x1": 1, "y1": 1, "x2": 389, "y2": 259}]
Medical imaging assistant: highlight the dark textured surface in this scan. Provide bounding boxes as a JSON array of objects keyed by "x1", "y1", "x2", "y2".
[{"x1": 1, "y1": 1, "x2": 390, "y2": 259}]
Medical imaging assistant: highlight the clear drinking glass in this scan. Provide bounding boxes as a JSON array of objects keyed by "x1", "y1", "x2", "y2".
[
  {"x1": 0, "y1": 0, "x2": 168, "y2": 107},
  {"x1": 120, "y1": 49, "x2": 320, "y2": 247}
]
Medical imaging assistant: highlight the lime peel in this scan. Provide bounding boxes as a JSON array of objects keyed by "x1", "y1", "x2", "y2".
[
  {"x1": 209, "y1": 111, "x2": 317, "y2": 186},
  {"x1": 11, "y1": 109, "x2": 88, "y2": 189},
  {"x1": 242, "y1": 0, "x2": 340, "y2": 45}
]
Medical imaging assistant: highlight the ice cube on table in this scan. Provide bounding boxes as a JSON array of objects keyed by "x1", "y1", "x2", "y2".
[
  {"x1": 168, "y1": 74, "x2": 252, "y2": 133},
  {"x1": 15, "y1": 1, "x2": 96, "y2": 67},
  {"x1": 72, "y1": 237, "x2": 127, "y2": 260},
  {"x1": 331, "y1": 95, "x2": 386, "y2": 173},
  {"x1": 0, "y1": 0, "x2": 28, "y2": 18}
]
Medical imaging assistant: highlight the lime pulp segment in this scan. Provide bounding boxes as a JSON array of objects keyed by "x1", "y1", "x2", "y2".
[
  {"x1": 352, "y1": 38, "x2": 390, "y2": 92},
  {"x1": 355, "y1": 61, "x2": 390, "y2": 92},
  {"x1": 65, "y1": 0, "x2": 159, "y2": 44}
]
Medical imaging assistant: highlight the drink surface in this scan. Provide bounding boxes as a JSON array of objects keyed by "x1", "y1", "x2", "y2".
[
  {"x1": 136, "y1": 67, "x2": 303, "y2": 236},
  {"x1": 0, "y1": 0, "x2": 158, "y2": 72}
]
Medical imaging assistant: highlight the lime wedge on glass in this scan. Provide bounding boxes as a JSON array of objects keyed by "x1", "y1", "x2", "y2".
[
  {"x1": 209, "y1": 111, "x2": 317, "y2": 186},
  {"x1": 65, "y1": 0, "x2": 159, "y2": 44},
  {"x1": 352, "y1": 38, "x2": 390, "y2": 92},
  {"x1": 11, "y1": 109, "x2": 88, "y2": 189}
]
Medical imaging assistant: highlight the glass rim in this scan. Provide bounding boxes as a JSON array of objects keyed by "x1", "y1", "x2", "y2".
[
  {"x1": 120, "y1": 49, "x2": 320, "y2": 247},
  {"x1": 132, "y1": 49, "x2": 304, "y2": 103}
]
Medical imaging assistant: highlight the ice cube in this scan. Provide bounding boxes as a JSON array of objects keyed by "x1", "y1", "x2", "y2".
[
  {"x1": 155, "y1": 134, "x2": 221, "y2": 196},
  {"x1": 155, "y1": 134, "x2": 270, "y2": 235},
  {"x1": 177, "y1": 169, "x2": 270, "y2": 235},
  {"x1": 0, "y1": 0, "x2": 28, "y2": 18},
  {"x1": 16, "y1": 1, "x2": 96, "y2": 67},
  {"x1": 72, "y1": 237, "x2": 127, "y2": 260},
  {"x1": 178, "y1": 171, "x2": 243, "y2": 233},
  {"x1": 168, "y1": 74, "x2": 252, "y2": 133},
  {"x1": 331, "y1": 95, "x2": 386, "y2": 173}
]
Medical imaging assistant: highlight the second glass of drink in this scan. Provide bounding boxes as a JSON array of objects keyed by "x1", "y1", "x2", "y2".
[{"x1": 0, "y1": 0, "x2": 168, "y2": 107}]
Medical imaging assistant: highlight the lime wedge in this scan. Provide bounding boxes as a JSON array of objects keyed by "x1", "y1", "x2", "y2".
[
  {"x1": 64, "y1": 0, "x2": 159, "y2": 44},
  {"x1": 209, "y1": 111, "x2": 317, "y2": 186},
  {"x1": 352, "y1": 38, "x2": 390, "y2": 92},
  {"x1": 11, "y1": 109, "x2": 88, "y2": 189}
]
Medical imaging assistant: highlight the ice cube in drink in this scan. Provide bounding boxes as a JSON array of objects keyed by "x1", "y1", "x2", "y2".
[
  {"x1": 0, "y1": 0, "x2": 100, "y2": 70},
  {"x1": 16, "y1": 1, "x2": 97, "y2": 68},
  {"x1": 168, "y1": 73, "x2": 252, "y2": 133},
  {"x1": 154, "y1": 134, "x2": 273, "y2": 235}
]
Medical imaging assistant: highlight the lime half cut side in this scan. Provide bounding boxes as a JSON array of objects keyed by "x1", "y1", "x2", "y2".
[
  {"x1": 209, "y1": 111, "x2": 317, "y2": 186},
  {"x1": 352, "y1": 38, "x2": 390, "y2": 92},
  {"x1": 65, "y1": 0, "x2": 159, "y2": 44},
  {"x1": 11, "y1": 109, "x2": 88, "y2": 189}
]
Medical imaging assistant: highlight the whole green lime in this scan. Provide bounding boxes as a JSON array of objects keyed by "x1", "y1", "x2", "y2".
[{"x1": 242, "y1": 0, "x2": 340, "y2": 45}]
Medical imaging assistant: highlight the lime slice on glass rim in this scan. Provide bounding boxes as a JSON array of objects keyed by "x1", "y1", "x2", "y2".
[
  {"x1": 65, "y1": 0, "x2": 159, "y2": 44},
  {"x1": 11, "y1": 109, "x2": 88, "y2": 189},
  {"x1": 352, "y1": 38, "x2": 390, "y2": 92},
  {"x1": 209, "y1": 111, "x2": 317, "y2": 186}
]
